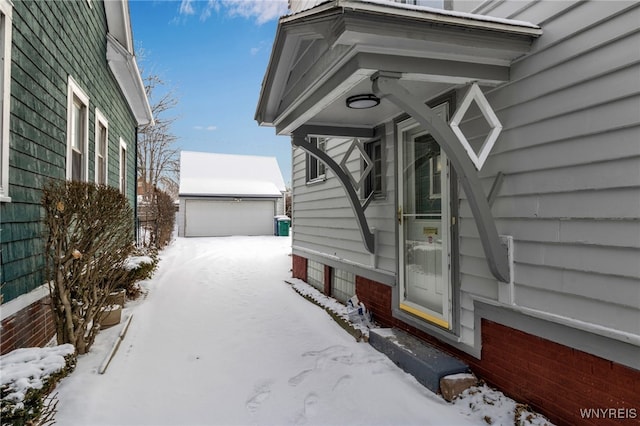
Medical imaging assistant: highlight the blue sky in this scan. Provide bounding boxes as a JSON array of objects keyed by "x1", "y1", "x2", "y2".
[{"x1": 129, "y1": 0, "x2": 292, "y2": 185}]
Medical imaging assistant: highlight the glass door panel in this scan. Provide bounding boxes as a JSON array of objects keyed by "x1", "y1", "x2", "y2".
[{"x1": 398, "y1": 119, "x2": 451, "y2": 329}]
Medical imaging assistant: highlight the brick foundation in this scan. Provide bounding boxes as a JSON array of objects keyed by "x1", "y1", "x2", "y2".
[
  {"x1": 1, "y1": 297, "x2": 56, "y2": 355},
  {"x1": 478, "y1": 320, "x2": 640, "y2": 425},
  {"x1": 292, "y1": 254, "x2": 307, "y2": 281},
  {"x1": 354, "y1": 275, "x2": 640, "y2": 425}
]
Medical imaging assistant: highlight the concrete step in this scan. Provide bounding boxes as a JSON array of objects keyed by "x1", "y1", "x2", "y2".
[{"x1": 369, "y1": 328, "x2": 469, "y2": 394}]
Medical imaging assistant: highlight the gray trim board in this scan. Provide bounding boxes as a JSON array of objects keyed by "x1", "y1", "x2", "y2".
[
  {"x1": 292, "y1": 245, "x2": 396, "y2": 286},
  {"x1": 474, "y1": 301, "x2": 640, "y2": 371}
]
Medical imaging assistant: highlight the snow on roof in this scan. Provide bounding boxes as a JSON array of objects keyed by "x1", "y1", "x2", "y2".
[
  {"x1": 356, "y1": 0, "x2": 540, "y2": 29},
  {"x1": 285, "y1": 0, "x2": 540, "y2": 31},
  {"x1": 179, "y1": 151, "x2": 286, "y2": 197}
]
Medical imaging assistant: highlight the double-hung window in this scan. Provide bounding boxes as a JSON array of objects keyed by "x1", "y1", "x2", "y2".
[
  {"x1": 119, "y1": 139, "x2": 127, "y2": 194},
  {"x1": 0, "y1": 0, "x2": 11, "y2": 201},
  {"x1": 94, "y1": 109, "x2": 108, "y2": 185},
  {"x1": 306, "y1": 136, "x2": 326, "y2": 183},
  {"x1": 67, "y1": 77, "x2": 89, "y2": 181},
  {"x1": 364, "y1": 138, "x2": 383, "y2": 199}
]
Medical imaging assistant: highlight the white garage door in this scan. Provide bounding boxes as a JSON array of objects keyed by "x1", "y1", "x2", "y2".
[{"x1": 185, "y1": 199, "x2": 275, "y2": 237}]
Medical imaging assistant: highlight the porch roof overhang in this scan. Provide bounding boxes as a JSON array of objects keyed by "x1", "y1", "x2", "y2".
[
  {"x1": 255, "y1": 1, "x2": 542, "y2": 283},
  {"x1": 255, "y1": 0, "x2": 541, "y2": 134}
]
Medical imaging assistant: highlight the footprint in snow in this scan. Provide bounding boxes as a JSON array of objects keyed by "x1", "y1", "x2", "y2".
[
  {"x1": 302, "y1": 345, "x2": 347, "y2": 358},
  {"x1": 302, "y1": 345, "x2": 353, "y2": 370},
  {"x1": 294, "y1": 392, "x2": 320, "y2": 425},
  {"x1": 288, "y1": 369, "x2": 313, "y2": 387},
  {"x1": 332, "y1": 374, "x2": 352, "y2": 391},
  {"x1": 304, "y1": 393, "x2": 320, "y2": 417},
  {"x1": 246, "y1": 381, "x2": 272, "y2": 413}
]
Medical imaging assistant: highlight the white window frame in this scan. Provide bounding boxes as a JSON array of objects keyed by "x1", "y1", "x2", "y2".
[
  {"x1": 0, "y1": 0, "x2": 12, "y2": 202},
  {"x1": 66, "y1": 76, "x2": 90, "y2": 181},
  {"x1": 306, "y1": 137, "x2": 326, "y2": 183},
  {"x1": 331, "y1": 268, "x2": 355, "y2": 304},
  {"x1": 364, "y1": 138, "x2": 384, "y2": 199},
  {"x1": 306, "y1": 259, "x2": 324, "y2": 292},
  {"x1": 119, "y1": 138, "x2": 127, "y2": 194},
  {"x1": 94, "y1": 109, "x2": 108, "y2": 185}
]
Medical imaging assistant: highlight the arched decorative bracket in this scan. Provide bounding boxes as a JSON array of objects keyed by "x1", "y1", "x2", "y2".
[
  {"x1": 292, "y1": 125, "x2": 376, "y2": 254},
  {"x1": 372, "y1": 72, "x2": 510, "y2": 282}
]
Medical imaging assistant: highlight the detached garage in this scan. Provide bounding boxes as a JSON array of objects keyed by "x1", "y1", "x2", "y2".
[{"x1": 178, "y1": 151, "x2": 286, "y2": 237}]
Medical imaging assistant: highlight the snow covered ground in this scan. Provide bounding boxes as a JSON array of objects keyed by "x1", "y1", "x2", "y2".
[{"x1": 53, "y1": 236, "x2": 549, "y2": 425}]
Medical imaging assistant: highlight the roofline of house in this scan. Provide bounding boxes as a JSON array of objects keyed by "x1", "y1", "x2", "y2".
[
  {"x1": 281, "y1": 0, "x2": 542, "y2": 35},
  {"x1": 178, "y1": 194, "x2": 283, "y2": 199},
  {"x1": 104, "y1": 0, "x2": 154, "y2": 127},
  {"x1": 255, "y1": 0, "x2": 542, "y2": 126}
]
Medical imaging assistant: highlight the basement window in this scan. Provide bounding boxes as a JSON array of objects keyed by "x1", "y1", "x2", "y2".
[
  {"x1": 307, "y1": 259, "x2": 324, "y2": 291},
  {"x1": 332, "y1": 268, "x2": 355, "y2": 304}
]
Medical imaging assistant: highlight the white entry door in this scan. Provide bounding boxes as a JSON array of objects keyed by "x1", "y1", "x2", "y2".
[{"x1": 398, "y1": 110, "x2": 452, "y2": 329}]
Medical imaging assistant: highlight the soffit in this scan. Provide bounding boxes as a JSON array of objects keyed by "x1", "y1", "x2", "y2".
[{"x1": 256, "y1": 0, "x2": 541, "y2": 134}]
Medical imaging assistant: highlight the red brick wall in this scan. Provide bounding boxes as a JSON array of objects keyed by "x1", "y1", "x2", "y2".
[
  {"x1": 292, "y1": 254, "x2": 307, "y2": 281},
  {"x1": 1, "y1": 297, "x2": 56, "y2": 355},
  {"x1": 355, "y1": 275, "x2": 640, "y2": 426},
  {"x1": 479, "y1": 320, "x2": 640, "y2": 426}
]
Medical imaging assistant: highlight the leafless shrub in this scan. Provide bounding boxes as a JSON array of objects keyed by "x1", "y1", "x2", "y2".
[{"x1": 42, "y1": 180, "x2": 135, "y2": 354}]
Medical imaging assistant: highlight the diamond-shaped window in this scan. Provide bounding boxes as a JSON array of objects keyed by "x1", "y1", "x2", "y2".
[
  {"x1": 339, "y1": 138, "x2": 373, "y2": 191},
  {"x1": 449, "y1": 83, "x2": 503, "y2": 170}
]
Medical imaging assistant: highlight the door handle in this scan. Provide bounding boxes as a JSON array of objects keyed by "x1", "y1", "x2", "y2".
[{"x1": 397, "y1": 207, "x2": 402, "y2": 225}]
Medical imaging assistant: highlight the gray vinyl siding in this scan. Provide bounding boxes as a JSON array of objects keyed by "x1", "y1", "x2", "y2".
[
  {"x1": 291, "y1": 122, "x2": 397, "y2": 277},
  {"x1": 456, "y1": 0, "x2": 640, "y2": 342},
  {"x1": 288, "y1": 0, "x2": 639, "y2": 356},
  {"x1": 0, "y1": 0, "x2": 139, "y2": 303}
]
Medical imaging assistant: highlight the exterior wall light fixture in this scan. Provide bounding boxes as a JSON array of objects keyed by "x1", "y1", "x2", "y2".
[{"x1": 346, "y1": 94, "x2": 380, "y2": 109}]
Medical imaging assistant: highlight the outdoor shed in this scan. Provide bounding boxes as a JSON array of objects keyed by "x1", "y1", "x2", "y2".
[{"x1": 178, "y1": 151, "x2": 286, "y2": 237}]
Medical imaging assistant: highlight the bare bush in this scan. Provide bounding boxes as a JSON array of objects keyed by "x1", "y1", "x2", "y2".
[
  {"x1": 42, "y1": 180, "x2": 135, "y2": 354},
  {"x1": 139, "y1": 187, "x2": 175, "y2": 250},
  {"x1": 153, "y1": 188, "x2": 175, "y2": 249}
]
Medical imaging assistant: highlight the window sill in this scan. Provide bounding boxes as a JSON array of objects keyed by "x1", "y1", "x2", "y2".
[
  {"x1": 0, "y1": 194, "x2": 11, "y2": 203},
  {"x1": 362, "y1": 192, "x2": 387, "y2": 202},
  {"x1": 306, "y1": 175, "x2": 327, "y2": 186}
]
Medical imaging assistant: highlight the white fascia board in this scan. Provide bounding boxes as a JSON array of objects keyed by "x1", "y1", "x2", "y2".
[
  {"x1": 103, "y1": 0, "x2": 134, "y2": 53},
  {"x1": 106, "y1": 34, "x2": 154, "y2": 126}
]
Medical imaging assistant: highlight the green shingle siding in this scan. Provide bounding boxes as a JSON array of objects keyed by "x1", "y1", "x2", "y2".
[{"x1": 1, "y1": 0, "x2": 140, "y2": 303}]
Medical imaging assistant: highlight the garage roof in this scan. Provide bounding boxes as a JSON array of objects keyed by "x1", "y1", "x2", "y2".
[{"x1": 179, "y1": 151, "x2": 286, "y2": 197}]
